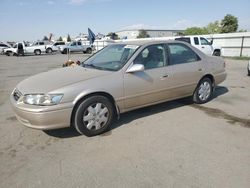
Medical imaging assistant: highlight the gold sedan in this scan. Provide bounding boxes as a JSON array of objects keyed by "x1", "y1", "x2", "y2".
[{"x1": 11, "y1": 40, "x2": 226, "y2": 136}]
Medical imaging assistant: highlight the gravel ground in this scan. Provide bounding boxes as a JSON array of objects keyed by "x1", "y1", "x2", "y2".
[{"x1": 0, "y1": 53, "x2": 249, "y2": 188}]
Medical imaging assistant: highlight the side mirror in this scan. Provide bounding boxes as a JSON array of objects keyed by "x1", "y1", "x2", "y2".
[
  {"x1": 210, "y1": 39, "x2": 213, "y2": 45},
  {"x1": 126, "y1": 64, "x2": 145, "y2": 73}
]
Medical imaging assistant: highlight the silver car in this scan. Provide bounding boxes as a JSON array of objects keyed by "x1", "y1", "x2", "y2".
[{"x1": 11, "y1": 40, "x2": 226, "y2": 136}]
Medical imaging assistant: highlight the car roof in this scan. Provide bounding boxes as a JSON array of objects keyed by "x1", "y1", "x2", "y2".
[{"x1": 114, "y1": 40, "x2": 182, "y2": 46}]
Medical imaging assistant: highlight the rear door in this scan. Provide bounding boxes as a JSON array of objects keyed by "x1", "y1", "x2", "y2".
[{"x1": 166, "y1": 43, "x2": 204, "y2": 97}]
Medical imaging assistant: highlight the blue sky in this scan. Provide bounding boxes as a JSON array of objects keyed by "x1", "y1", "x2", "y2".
[{"x1": 0, "y1": 0, "x2": 249, "y2": 41}]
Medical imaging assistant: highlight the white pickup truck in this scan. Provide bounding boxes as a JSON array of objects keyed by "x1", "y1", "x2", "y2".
[
  {"x1": 59, "y1": 41, "x2": 94, "y2": 54},
  {"x1": 174, "y1": 36, "x2": 221, "y2": 56},
  {"x1": 3, "y1": 41, "x2": 58, "y2": 56}
]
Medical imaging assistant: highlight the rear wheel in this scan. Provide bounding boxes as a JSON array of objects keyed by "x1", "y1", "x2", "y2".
[
  {"x1": 86, "y1": 48, "x2": 92, "y2": 54},
  {"x1": 46, "y1": 48, "x2": 52, "y2": 54},
  {"x1": 34, "y1": 49, "x2": 41, "y2": 55},
  {"x1": 213, "y1": 50, "x2": 221, "y2": 56},
  {"x1": 73, "y1": 95, "x2": 114, "y2": 136},
  {"x1": 193, "y1": 78, "x2": 213, "y2": 104}
]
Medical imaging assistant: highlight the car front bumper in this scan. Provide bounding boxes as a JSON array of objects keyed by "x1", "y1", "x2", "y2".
[{"x1": 10, "y1": 94, "x2": 73, "y2": 130}]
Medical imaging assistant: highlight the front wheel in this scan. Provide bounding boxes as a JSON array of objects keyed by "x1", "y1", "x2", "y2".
[
  {"x1": 6, "y1": 51, "x2": 13, "y2": 56},
  {"x1": 34, "y1": 49, "x2": 41, "y2": 55},
  {"x1": 72, "y1": 95, "x2": 114, "y2": 136},
  {"x1": 193, "y1": 78, "x2": 213, "y2": 104}
]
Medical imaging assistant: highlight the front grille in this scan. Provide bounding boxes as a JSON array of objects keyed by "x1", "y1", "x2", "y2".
[{"x1": 13, "y1": 89, "x2": 22, "y2": 101}]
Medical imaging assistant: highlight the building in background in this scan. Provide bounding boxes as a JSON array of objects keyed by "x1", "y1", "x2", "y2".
[{"x1": 115, "y1": 29, "x2": 184, "y2": 39}]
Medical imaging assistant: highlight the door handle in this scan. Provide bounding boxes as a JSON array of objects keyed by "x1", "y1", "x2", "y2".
[
  {"x1": 160, "y1": 74, "x2": 169, "y2": 79},
  {"x1": 201, "y1": 46, "x2": 205, "y2": 48},
  {"x1": 198, "y1": 68, "x2": 203, "y2": 72}
]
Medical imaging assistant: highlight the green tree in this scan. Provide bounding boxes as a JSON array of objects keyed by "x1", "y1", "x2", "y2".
[
  {"x1": 67, "y1": 34, "x2": 71, "y2": 42},
  {"x1": 238, "y1": 29, "x2": 247, "y2": 32},
  {"x1": 183, "y1": 27, "x2": 208, "y2": 35},
  {"x1": 221, "y1": 14, "x2": 238, "y2": 33},
  {"x1": 57, "y1": 36, "x2": 63, "y2": 41},
  {"x1": 137, "y1": 30, "x2": 150, "y2": 38},
  {"x1": 43, "y1": 36, "x2": 49, "y2": 41},
  {"x1": 107, "y1": 32, "x2": 119, "y2": 40},
  {"x1": 206, "y1": 21, "x2": 222, "y2": 34}
]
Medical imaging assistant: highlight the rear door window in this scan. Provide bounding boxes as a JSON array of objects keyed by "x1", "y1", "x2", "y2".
[
  {"x1": 168, "y1": 43, "x2": 200, "y2": 65},
  {"x1": 194, "y1": 37, "x2": 199, "y2": 45},
  {"x1": 175, "y1": 37, "x2": 191, "y2": 44}
]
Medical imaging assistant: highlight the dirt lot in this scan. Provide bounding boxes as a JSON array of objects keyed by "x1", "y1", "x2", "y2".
[{"x1": 0, "y1": 54, "x2": 249, "y2": 188}]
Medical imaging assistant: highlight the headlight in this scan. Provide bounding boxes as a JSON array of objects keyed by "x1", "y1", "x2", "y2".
[{"x1": 22, "y1": 94, "x2": 63, "y2": 106}]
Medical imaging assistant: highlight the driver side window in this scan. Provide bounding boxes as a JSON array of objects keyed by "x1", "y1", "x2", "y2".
[{"x1": 134, "y1": 44, "x2": 166, "y2": 69}]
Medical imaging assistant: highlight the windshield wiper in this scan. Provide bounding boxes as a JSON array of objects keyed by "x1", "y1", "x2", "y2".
[{"x1": 82, "y1": 64, "x2": 115, "y2": 71}]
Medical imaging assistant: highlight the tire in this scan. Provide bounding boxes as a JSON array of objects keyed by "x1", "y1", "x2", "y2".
[
  {"x1": 213, "y1": 50, "x2": 221, "y2": 56},
  {"x1": 86, "y1": 48, "x2": 92, "y2": 54},
  {"x1": 62, "y1": 49, "x2": 68, "y2": 54},
  {"x1": 46, "y1": 48, "x2": 52, "y2": 54},
  {"x1": 72, "y1": 95, "x2": 114, "y2": 136},
  {"x1": 34, "y1": 49, "x2": 41, "y2": 55},
  {"x1": 193, "y1": 77, "x2": 213, "y2": 104},
  {"x1": 6, "y1": 51, "x2": 12, "y2": 56}
]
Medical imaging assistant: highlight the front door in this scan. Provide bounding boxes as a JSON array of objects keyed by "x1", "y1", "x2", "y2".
[
  {"x1": 123, "y1": 44, "x2": 173, "y2": 110},
  {"x1": 199, "y1": 37, "x2": 213, "y2": 55}
]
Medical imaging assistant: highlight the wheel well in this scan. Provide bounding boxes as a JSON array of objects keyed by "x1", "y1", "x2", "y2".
[
  {"x1": 70, "y1": 92, "x2": 118, "y2": 127},
  {"x1": 213, "y1": 49, "x2": 221, "y2": 56},
  {"x1": 201, "y1": 74, "x2": 215, "y2": 88},
  {"x1": 214, "y1": 49, "x2": 220, "y2": 52},
  {"x1": 86, "y1": 48, "x2": 92, "y2": 52}
]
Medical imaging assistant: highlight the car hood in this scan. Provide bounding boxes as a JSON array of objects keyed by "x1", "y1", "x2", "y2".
[{"x1": 17, "y1": 66, "x2": 110, "y2": 94}]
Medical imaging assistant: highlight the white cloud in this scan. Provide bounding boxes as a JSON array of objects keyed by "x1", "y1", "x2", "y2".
[
  {"x1": 121, "y1": 24, "x2": 158, "y2": 30},
  {"x1": 169, "y1": 19, "x2": 203, "y2": 29},
  {"x1": 68, "y1": 0, "x2": 111, "y2": 5},
  {"x1": 69, "y1": 0, "x2": 88, "y2": 4},
  {"x1": 47, "y1": 1, "x2": 55, "y2": 5}
]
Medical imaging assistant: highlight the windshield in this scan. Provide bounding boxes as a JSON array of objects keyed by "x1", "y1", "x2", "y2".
[{"x1": 83, "y1": 44, "x2": 139, "y2": 71}]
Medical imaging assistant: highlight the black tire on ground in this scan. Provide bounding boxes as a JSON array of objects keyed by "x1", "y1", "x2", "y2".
[
  {"x1": 6, "y1": 51, "x2": 12, "y2": 56},
  {"x1": 86, "y1": 48, "x2": 92, "y2": 54},
  {"x1": 46, "y1": 48, "x2": 52, "y2": 54},
  {"x1": 34, "y1": 49, "x2": 41, "y2": 55},
  {"x1": 62, "y1": 49, "x2": 68, "y2": 54},
  {"x1": 193, "y1": 77, "x2": 213, "y2": 104},
  {"x1": 213, "y1": 50, "x2": 221, "y2": 56},
  {"x1": 72, "y1": 95, "x2": 114, "y2": 136}
]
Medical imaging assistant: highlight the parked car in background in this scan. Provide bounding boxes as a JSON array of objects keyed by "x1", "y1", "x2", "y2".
[
  {"x1": 175, "y1": 36, "x2": 221, "y2": 56},
  {"x1": 3, "y1": 41, "x2": 55, "y2": 56},
  {"x1": 10, "y1": 40, "x2": 226, "y2": 136},
  {"x1": 0, "y1": 42, "x2": 11, "y2": 54},
  {"x1": 53, "y1": 41, "x2": 65, "y2": 48},
  {"x1": 45, "y1": 41, "x2": 66, "y2": 53},
  {"x1": 59, "y1": 41, "x2": 94, "y2": 54}
]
